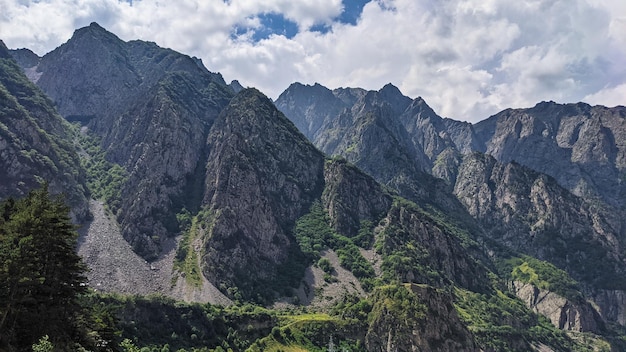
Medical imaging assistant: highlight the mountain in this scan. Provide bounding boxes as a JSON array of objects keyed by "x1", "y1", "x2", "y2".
[
  {"x1": 474, "y1": 101, "x2": 626, "y2": 210},
  {"x1": 276, "y1": 82, "x2": 626, "y2": 341},
  {"x1": 0, "y1": 40, "x2": 89, "y2": 221},
  {"x1": 454, "y1": 152, "x2": 625, "y2": 288},
  {"x1": 13, "y1": 22, "x2": 235, "y2": 260},
  {"x1": 200, "y1": 88, "x2": 326, "y2": 301},
  {"x1": 4, "y1": 23, "x2": 626, "y2": 350}
]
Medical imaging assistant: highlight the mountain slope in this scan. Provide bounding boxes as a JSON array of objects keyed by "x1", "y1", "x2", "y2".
[
  {"x1": 4, "y1": 23, "x2": 626, "y2": 350},
  {"x1": 13, "y1": 23, "x2": 235, "y2": 260},
  {"x1": 275, "y1": 81, "x2": 626, "y2": 339},
  {"x1": 0, "y1": 40, "x2": 89, "y2": 221},
  {"x1": 474, "y1": 101, "x2": 626, "y2": 209},
  {"x1": 201, "y1": 88, "x2": 326, "y2": 301},
  {"x1": 454, "y1": 153, "x2": 626, "y2": 290}
]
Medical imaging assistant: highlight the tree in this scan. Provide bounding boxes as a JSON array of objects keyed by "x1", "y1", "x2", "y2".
[
  {"x1": 32, "y1": 335, "x2": 54, "y2": 352},
  {"x1": 0, "y1": 184, "x2": 88, "y2": 350}
]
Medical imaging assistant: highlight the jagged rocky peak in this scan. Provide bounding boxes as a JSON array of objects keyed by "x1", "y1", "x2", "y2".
[
  {"x1": 376, "y1": 82, "x2": 412, "y2": 112},
  {"x1": 473, "y1": 100, "x2": 626, "y2": 208},
  {"x1": 332, "y1": 86, "x2": 367, "y2": 106},
  {"x1": 35, "y1": 21, "x2": 231, "y2": 127},
  {"x1": 353, "y1": 83, "x2": 410, "y2": 117},
  {"x1": 229, "y1": 79, "x2": 244, "y2": 93},
  {"x1": 202, "y1": 88, "x2": 326, "y2": 301},
  {"x1": 21, "y1": 22, "x2": 237, "y2": 261},
  {"x1": 35, "y1": 22, "x2": 141, "y2": 121},
  {"x1": 8, "y1": 47, "x2": 40, "y2": 68},
  {"x1": 275, "y1": 81, "x2": 347, "y2": 139}
]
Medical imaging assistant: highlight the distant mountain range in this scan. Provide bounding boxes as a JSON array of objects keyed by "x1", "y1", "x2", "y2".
[{"x1": 2, "y1": 22, "x2": 626, "y2": 350}]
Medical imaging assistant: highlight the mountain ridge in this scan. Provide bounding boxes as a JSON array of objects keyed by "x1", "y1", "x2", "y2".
[{"x1": 3, "y1": 23, "x2": 626, "y2": 350}]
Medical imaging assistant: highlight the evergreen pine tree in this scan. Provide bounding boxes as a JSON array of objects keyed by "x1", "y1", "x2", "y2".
[{"x1": 0, "y1": 184, "x2": 88, "y2": 350}]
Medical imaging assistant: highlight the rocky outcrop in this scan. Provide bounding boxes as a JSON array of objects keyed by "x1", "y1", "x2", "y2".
[
  {"x1": 201, "y1": 88, "x2": 326, "y2": 300},
  {"x1": 377, "y1": 200, "x2": 490, "y2": 292},
  {"x1": 277, "y1": 83, "x2": 485, "y2": 234},
  {"x1": 322, "y1": 158, "x2": 393, "y2": 237},
  {"x1": 0, "y1": 40, "x2": 90, "y2": 222},
  {"x1": 275, "y1": 82, "x2": 351, "y2": 141},
  {"x1": 366, "y1": 284, "x2": 479, "y2": 352},
  {"x1": 512, "y1": 281, "x2": 604, "y2": 333},
  {"x1": 277, "y1": 82, "x2": 626, "y2": 335},
  {"x1": 8, "y1": 48, "x2": 41, "y2": 82},
  {"x1": 474, "y1": 101, "x2": 626, "y2": 209},
  {"x1": 591, "y1": 289, "x2": 626, "y2": 326},
  {"x1": 454, "y1": 153, "x2": 626, "y2": 290}
]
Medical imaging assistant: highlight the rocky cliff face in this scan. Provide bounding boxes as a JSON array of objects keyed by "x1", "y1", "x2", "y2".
[
  {"x1": 15, "y1": 23, "x2": 234, "y2": 260},
  {"x1": 277, "y1": 82, "x2": 476, "y2": 218},
  {"x1": 0, "y1": 41, "x2": 89, "y2": 221},
  {"x1": 5, "y1": 22, "x2": 626, "y2": 350},
  {"x1": 512, "y1": 281, "x2": 604, "y2": 333},
  {"x1": 276, "y1": 82, "x2": 626, "y2": 340},
  {"x1": 474, "y1": 101, "x2": 626, "y2": 209},
  {"x1": 454, "y1": 153, "x2": 626, "y2": 291},
  {"x1": 201, "y1": 88, "x2": 326, "y2": 300},
  {"x1": 366, "y1": 284, "x2": 479, "y2": 352},
  {"x1": 322, "y1": 158, "x2": 392, "y2": 238}
]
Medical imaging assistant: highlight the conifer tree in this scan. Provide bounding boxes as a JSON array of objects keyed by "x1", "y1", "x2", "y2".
[{"x1": 0, "y1": 184, "x2": 88, "y2": 350}]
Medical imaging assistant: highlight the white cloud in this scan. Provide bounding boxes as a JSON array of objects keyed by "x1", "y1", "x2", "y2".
[
  {"x1": 0, "y1": 0, "x2": 624, "y2": 122},
  {"x1": 584, "y1": 84, "x2": 626, "y2": 108}
]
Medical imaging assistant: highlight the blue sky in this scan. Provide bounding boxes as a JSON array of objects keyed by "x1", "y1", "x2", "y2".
[
  {"x1": 0, "y1": 0, "x2": 625, "y2": 122},
  {"x1": 234, "y1": 0, "x2": 370, "y2": 40}
]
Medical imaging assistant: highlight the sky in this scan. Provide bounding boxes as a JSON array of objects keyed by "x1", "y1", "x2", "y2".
[{"x1": 0, "y1": 0, "x2": 625, "y2": 122}]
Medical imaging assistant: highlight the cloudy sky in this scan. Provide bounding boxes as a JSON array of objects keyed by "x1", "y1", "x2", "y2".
[{"x1": 1, "y1": 0, "x2": 625, "y2": 122}]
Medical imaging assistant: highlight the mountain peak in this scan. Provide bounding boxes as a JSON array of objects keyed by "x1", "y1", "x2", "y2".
[
  {"x1": 69, "y1": 22, "x2": 121, "y2": 44},
  {"x1": 89, "y1": 22, "x2": 104, "y2": 30},
  {"x1": 379, "y1": 82, "x2": 402, "y2": 95},
  {"x1": 0, "y1": 40, "x2": 11, "y2": 59}
]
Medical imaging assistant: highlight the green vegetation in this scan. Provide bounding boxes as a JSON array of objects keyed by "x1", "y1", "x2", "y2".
[
  {"x1": 31, "y1": 335, "x2": 54, "y2": 352},
  {"x1": 294, "y1": 201, "x2": 375, "y2": 288},
  {"x1": 0, "y1": 187, "x2": 616, "y2": 351},
  {"x1": 496, "y1": 255, "x2": 583, "y2": 301},
  {"x1": 376, "y1": 199, "x2": 442, "y2": 286},
  {"x1": 248, "y1": 312, "x2": 363, "y2": 352},
  {"x1": 174, "y1": 208, "x2": 214, "y2": 288},
  {"x1": 454, "y1": 287, "x2": 577, "y2": 351},
  {"x1": 0, "y1": 185, "x2": 115, "y2": 351},
  {"x1": 353, "y1": 219, "x2": 375, "y2": 248},
  {"x1": 94, "y1": 294, "x2": 359, "y2": 352},
  {"x1": 76, "y1": 130, "x2": 128, "y2": 214},
  {"x1": 369, "y1": 284, "x2": 426, "y2": 323},
  {"x1": 0, "y1": 55, "x2": 89, "y2": 218}
]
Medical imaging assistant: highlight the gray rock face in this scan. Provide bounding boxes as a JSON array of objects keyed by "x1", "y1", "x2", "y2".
[
  {"x1": 378, "y1": 200, "x2": 490, "y2": 292},
  {"x1": 365, "y1": 284, "x2": 479, "y2": 352},
  {"x1": 322, "y1": 158, "x2": 392, "y2": 237},
  {"x1": 202, "y1": 89, "x2": 326, "y2": 299},
  {"x1": 474, "y1": 101, "x2": 626, "y2": 209},
  {"x1": 454, "y1": 153, "x2": 626, "y2": 290},
  {"x1": 277, "y1": 82, "x2": 472, "y2": 213},
  {"x1": 22, "y1": 22, "x2": 234, "y2": 259},
  {"x1": 276, "y1": 81, "x2": 626, "y2": 332},
  {"x1": 512, "y1": 281, "x2": 604, "y2": 333},
  {"x1": 0, "y1": 41, "x2": 90, "y2": 222},
  {"x1": 592, "y1": 290, "x2": 626, "y2": 326},
  {"x1": 275, "y1": 82, "x2": 350, "y2": 141}
]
